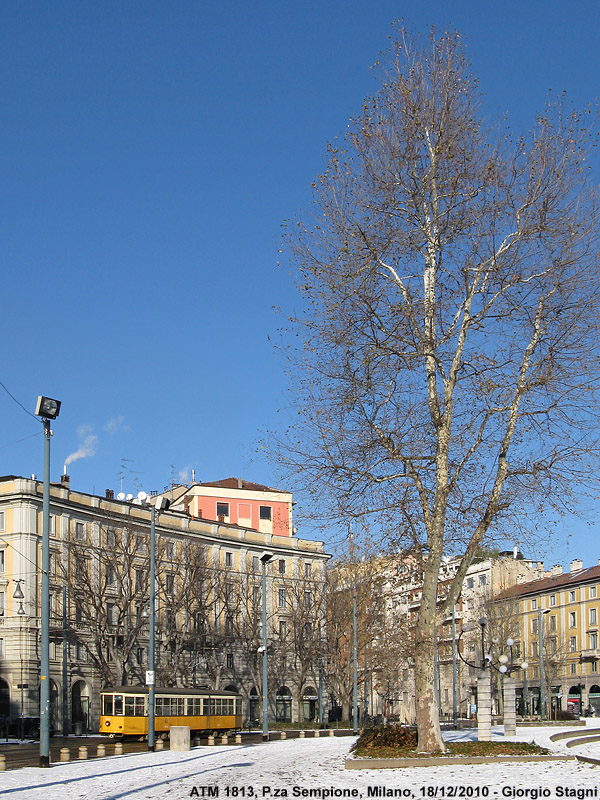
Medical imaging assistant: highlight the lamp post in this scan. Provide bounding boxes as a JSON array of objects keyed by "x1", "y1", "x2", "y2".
[
  {"x1": 538, "y1": 607, "x2": 551, "y2": 720},
  {"x1": 145, "y1": 495, "x2": 169, "y2": 751},
  {"x1": 260, "y1": 552, "x2": 274, "y2": 740},
  {"x1": 13, "y1": 580, "x2": 26, "y2": 740},
  {"x1": 457, "y1": 617, "x2": 528, "y2": 739},
  {"x1": 35, "y1": 395, "x2": 61, "y2": 768}
]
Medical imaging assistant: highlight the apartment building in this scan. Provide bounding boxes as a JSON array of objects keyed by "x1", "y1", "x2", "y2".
[
  {"x1": 0, "y1": 475, "x2": 328, "y2": 733},
  {"x1": 496, "y1": 559, "x2": 600, "y2": 716}
]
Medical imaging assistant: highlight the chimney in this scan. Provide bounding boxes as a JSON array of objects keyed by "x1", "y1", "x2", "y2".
[
  {"x1": 191, "y1": 469, "x2": 196, "y2": 484},
  {"x1": 570, "y1": 559, "x2": 583, "y2": 573},
  {"x1": 513, "y1": 544, "x2": 519, "y2": 559},
  {"x1": 551, "y1": 564, "x2": 563, "y2": 576},
  {"x1": 237, "y1": 477, "x2": 243, "y2": 489},
  {"x1": 61, "y1": 473, "x2": 70, "y2": 489},
  {"x1": 105, "y1": 489, "x2": 114, "y2": 499}
]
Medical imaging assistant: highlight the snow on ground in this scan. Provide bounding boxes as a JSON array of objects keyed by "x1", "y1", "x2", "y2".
[{"x1": 1, "y1": 726, "x2": 600, "y2": 800}]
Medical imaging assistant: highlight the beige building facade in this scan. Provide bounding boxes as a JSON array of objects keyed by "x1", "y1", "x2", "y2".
[{"x1": 0, "y1": 475, "x2": 329, "y2": 733}]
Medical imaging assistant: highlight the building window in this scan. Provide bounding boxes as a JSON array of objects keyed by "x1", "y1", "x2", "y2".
[
  {"x1": 532, "y1": 641, "x2": 539, "y2": 657},
  {"x1": 304, "y1": 562, "x2": 312, "y2": 579},
  {"x1": 0, "y1": 511, "x2": 5, "y2": 531},
  {"x1": 259, "y1": 506, "x2": 272, "y2": 521},
  {"x1": 591, "y1": 608, "x2": 597, "y2": 626},
  {"x1": 531, "y1": 617, "x2": 539, "y2": 634},
  {"x1": 137, "y1": 648, "x2": 145, "y2": 665},
  {"x1": 479, "y1": 574, "x2": 487, "y2": 586},
  {"x1": 549, "y1": 615, "x2": 557, "y2": 632},
  {"x1": 226, "y1": 653, "x2": 234, "y2": 670},
  {"x1": 106, "y1": 529, "x2": 117, "y2": 547},
  {"x1": 0, "y1": 638, "x2": 3, "y2": 657},
  {"x1": 550, "y1": 594, "x2": 556, "y2": 606},
  {"x1": 279, "y1": 620, "x2": 288, "y2": 639},
  {"x1": 252, "y1": 556, "x2": 259, "y2": 571},
  {"x1": 531, "y1": 598, "x2": 537, "y2": 610},
  {"x1": 224, "y1": 582, "x2": 235, "y2": 604},
  {"x1": 217, "y1": 502, "x2": 229, "y2": 519},
  {"x1": 0, "y1": 550, "x2": 4, "y2": 574},
  {"x1": 225, "y1": 552, "x2": 233, "y2": 568},
  {"x1": 106, "y1": 566, "x2": 116, "y2": 587},
  {"x1": 0, "y1": 592, "x2": 4, "y2": 617},
  {"x1": 107, "y1": 603, "x2": 116, "y2": 627},
  {"x1": 135, "y1": 569, "x2": 145, "y2": 592},
  {"x1": 593, "y1": 661, "x2": 599, "y2": 673},
  {"x1": 570, "y1": 590, "x2": 576, "y2": 602},
  {"x1": 466, "y1": 578, "x2": 474, "y2": 589},
  {"x1": 75, "y1": 522, "x2": 85, "y2": 541},
  {"x1": 166, "y1": 574, "x2": 175, "y2": 595},
  {"x1": 570, "y1": 663, "x2": 577, "y2": 675},
  {"x1": 570, "y1": 636, "x2": 577, "y2": 652},
  {"x1": 590, "y1": 632, "x2": 598, "y2": 649},
  {"x1": 253, "y1": 585, "x2": 261, "y2": 607},
  {"x1": 278, "y1": 559, "x2": 286, "y2": 575},
  {"x1": 166, "y1": 541, "x2": 175, "y2": 560},
  {"x1": 135, "y1": 535, "x2": 147, "y2": 553},
  {"x1": 304, "y1": 591, "x2": 312, "y2": 609},
  {"x1": 278, "y1": 588, "x2": 288, "y2": 608},
  {"x1": 569, "y1": 611, "x2": 577, "y2": 628},
  {"x1": 592, "y1": 587, "x2": 598, "y2": 599}
]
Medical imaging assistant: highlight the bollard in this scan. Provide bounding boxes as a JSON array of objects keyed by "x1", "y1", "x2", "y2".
[
  {"x1": 328, "y1": 729, "x2": 334, "y2": 737},
  {"x1": 114, "y1": 742, "x2": 123, "y2": 755},
  {"x1": 313, "y1": 729, "x2": 320, "y2": 737},
  {"x1": 279, "y1": 731, "x2": 286, "y2": 740},
  {"x1": 220, "y1": 735, "x2": 228, "y2": 745},
  {"x1": 234, "y1": 734, "x2": 241, "y2": 744},
  {"x1": 299, "y1": 730, "x2": 305, "y2": 738},
  {"x1": 155, "y1": 738, "x2": 164, "y2": 751},
  {"x1": 0, "y1": 755, "x2": 6, "y2": 771},
  {"x1": 60, "y1": 748, "x2": 70, "y2": 762},
  {"x1": 97, "y1": 744, "x2": 106, "y2": 758},
  {"x1": 193, "y1": 736, "x2": 201, "y2": 747},
  {"x1": 78, "y1": 746, "x2": 88, "y2": 760},
  {"x1": 207, "y1": 735, "x2": 215, "y2": 746}
]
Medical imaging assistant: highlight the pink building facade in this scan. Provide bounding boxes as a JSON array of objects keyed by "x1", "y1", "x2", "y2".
[{"x1": 169, "y1": 477, "x2": 294, "y2": 537}]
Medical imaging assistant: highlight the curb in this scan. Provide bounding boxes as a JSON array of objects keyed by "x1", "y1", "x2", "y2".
[{"x1": 345, "y1": 754, "x2": 575, "y2": 770}]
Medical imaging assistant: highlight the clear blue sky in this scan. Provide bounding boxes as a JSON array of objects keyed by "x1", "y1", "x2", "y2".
[{"x1": 1, "y1": 0, "x2": 599, "y2": 566}]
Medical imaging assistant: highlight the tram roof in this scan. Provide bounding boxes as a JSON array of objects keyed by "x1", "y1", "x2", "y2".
[{"x1": 102, "y1": 687, "x2": 241, "y2": 697}]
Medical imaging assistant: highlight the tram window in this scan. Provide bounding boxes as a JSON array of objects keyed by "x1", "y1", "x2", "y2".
[
  {"x1": 114, "y1": 695, "x2": 124, "y2": 715},
  {"x1": 155, "y1": 697, "x2": 164, "y2": 715},
  {"x1": 125, "y1": 696, "x2": 135, "y2": 716},
  {"x1": 135, "y1": 696, "x2": 145, "y2": 716},
  {"x1": 102, "y1": 695, "x2": 113, "y2": 716},
  {"x1": 188, "y1": 698, "x2": 202, "y2": 715},
  {"x1": 174, "y1": 697, "x2": 184, "y2": 715}
]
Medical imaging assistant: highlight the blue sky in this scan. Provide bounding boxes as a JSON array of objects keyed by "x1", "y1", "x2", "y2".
[{"x1": 1, "y1": 1, "x2": 600, "y2": 566}]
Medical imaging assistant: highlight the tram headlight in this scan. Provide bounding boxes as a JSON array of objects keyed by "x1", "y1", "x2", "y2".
[{"x1": 105, "y1": 721, "x2": 110, "y2": 726}]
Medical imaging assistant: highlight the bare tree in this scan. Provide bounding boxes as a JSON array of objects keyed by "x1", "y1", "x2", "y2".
[
  {"x1": 278, "y1": 26, "x2": 600, "y2": 750},
  {"x1": 62, "y1": 522, "x2": 150, "y2": 687}
]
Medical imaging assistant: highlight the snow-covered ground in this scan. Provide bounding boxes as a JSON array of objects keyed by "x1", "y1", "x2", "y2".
[{"x1": 1, "y1": 726, "x2": 599, "y2": 800}]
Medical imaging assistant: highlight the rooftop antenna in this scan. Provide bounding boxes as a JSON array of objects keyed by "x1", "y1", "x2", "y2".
[{"x1": 119, "y1": 458, "x2": 133, "y2": 494}]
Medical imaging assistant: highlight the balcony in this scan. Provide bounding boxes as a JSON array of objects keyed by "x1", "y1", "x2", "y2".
[{"x1": 580, "y1": 648, "x2": 600, "y2": 660}]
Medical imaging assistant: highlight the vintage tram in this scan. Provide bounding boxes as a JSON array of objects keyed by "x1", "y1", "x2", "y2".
[{"x1": 99, "y1": 686, "x2": 242, "y2": 738}]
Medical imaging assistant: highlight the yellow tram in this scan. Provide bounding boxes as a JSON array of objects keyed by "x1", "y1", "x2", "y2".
[{"x1": 100, "y1": 687, "x2": 243, "y2": 738}]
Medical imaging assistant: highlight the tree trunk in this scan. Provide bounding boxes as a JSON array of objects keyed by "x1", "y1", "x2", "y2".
[{"x1": 414, "y1": 615, "x2": 444, "y2": 752}]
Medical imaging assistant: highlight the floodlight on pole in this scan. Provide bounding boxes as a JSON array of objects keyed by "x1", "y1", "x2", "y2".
[{"x1": 35, "y1": 395, "x2": 61, "y2": 768}]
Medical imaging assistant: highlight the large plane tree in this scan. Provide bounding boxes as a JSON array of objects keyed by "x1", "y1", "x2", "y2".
[{"x1": 279, "y1": 27, "x2": 600, "y2": 751}]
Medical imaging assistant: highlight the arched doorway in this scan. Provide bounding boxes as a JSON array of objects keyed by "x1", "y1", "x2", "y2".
[
  {"x1": 275, "y1": 686, "x2": 292, "y2": 723},
  {"x1": 589, "y1": 685, "x2": 600, "y2": 715},
  {"x1": 224, "y1": 684, "x2": 238, "y2": 693},
  {"x1": 0, "y1": 678, "x2": 10, "y2": 719},
  {"x1": 302, "y1": 686, "x2": 318, "y2": 723},
  {"x1": 71, "y1": 680, "x2": 90, "y2": 734},
  {"x1": 248, "y1": 686, "x2": 260, "y2": 727},
  {"x1": 567, "y1": 684, "x2": 582, "y2": 715}
]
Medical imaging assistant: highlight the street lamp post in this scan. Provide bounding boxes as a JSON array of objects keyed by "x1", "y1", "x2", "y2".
[
  {"x1": 538, "y1": 607, "x2": 551, "y2": 720},
  {"x1": 146, "y1": 495, "x2": 169, "y2": 751},
  {"x1": 260, "y1": 552, "x2": 274, "y2": 740},
  {"x1": 35, "y1": 395, "x2": 61, "y2": 768}
]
